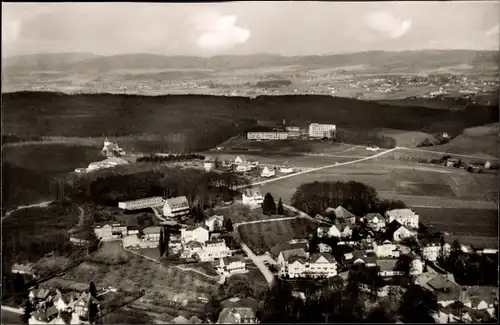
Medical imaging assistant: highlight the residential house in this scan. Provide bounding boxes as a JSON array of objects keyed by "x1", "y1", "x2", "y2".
[
  {"x1": 373, "y1": 240, "x2": 400, "y2": 258},
  {"x1": 127, "y1": 226, "x2": 140, "y2": 236},
  {"x1": 409, "y1": 253, "x2": 424, "y2": 276},
  {"x1": 111, "y1": 223, "x2": 127, "y2": 237},
  {"x1": 180, "y1": 225, "x2": 210, "y2": 245},
  {"x1": 217, "y1": 307, "x2": 258, "y2": 324},
  {"x1": 377, "y1": 259, "x2": 404, "y2": 277},
  {"x1": 324, "y1": 222, "x2": 352, "y2": 238},
  {"x1": 260, "y1": 166, "x2": 275, "y2": 178},
  {"x1": 284, "y1": 253, "x2": 338, "y2": 279},
  {"x1": 169, "y1": 239, "x2": 183, "y2": 252},
  {"x1": 205, "y1": 215, "x2": 224, "y2": 232},
  {"x1": 170, "y1": 315, "x2": 190, "y2": 324},
  {"x1": 386, "y1": 208, "x2": 419, "y2": 229},
  {"x1": 426, "y1": 274, "x2": 471, "y2": 308},
  {"x1": 270, "y1": 242, "x2": 308, "y2": 259},
  {"x1": 217, "y1": 256, "x2": 246, "y2": 276},
  {"x1": 318, "y1": 243, "x2": 332, "y2": 253},
  {"x1": 29, "y1": 305, "x2": 59, "y2": 324},
  {"x1": 468, "y1": 286, "x2": 498, "y2": 311},
  {"x1": 93, "y1": 224, "x2": 113, "y2": 240},
  {"x1": 197, "y1": 239, "x2": 232, "y2": 262},
  {"x1": 317, "y1": 226, "x2": 331, "y2": 238},
  {"x1": 364, "y1": 213, "x2": 386, "y2": 231},
  {"x1": 142, "y1": 226, "x2": 162, "y2": 242},
  {"x1": 384, "y1": 220, "x2": 416, "y2": 242},
  {"x1": 334, "y1": 206, "x2": 356, "y2": 225},
  {"x1": 236, "y1": 164, "x2": 252, "y2": 173},
  {"x1": 163, "y1": 196, "x2": 190, "y2": 219},
  {"x1": 279, "y1": 165, "x2": 294, "y2": 174},
  {"x1": 241, "y1": 189, "x2": 264, "y2": 206},
  {"x1": 29, "y1": 288, "x2": 53, "y2": 306},
  {"x1": 12, "y1": 263, "x2": 36, "y2": 276},
  {"x1": 421, "y1": 238, "x2": 444, "y2": 261},
  {"x1": 102, "y1": 138, "x2": 125, "y2": 157},
  {"x1": 288, "y1": 238, "x2": 309, "y2": 246},
  {"x1": 277, "y1": 248, "x2": 308, "y2": 276},
  {"x1": 204, "y1": 161, "x2": 215, "y2": 172},
  {"x1": 234, "y1": 156, "x2": 248, "y2": 165}
]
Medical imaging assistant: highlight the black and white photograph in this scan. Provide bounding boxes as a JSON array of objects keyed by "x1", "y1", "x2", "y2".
[{"x1": 1, "y1": 1, "x2": 499, "y2": 324}]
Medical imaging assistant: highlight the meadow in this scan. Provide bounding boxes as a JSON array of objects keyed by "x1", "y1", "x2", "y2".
[{"x1": 212, "y1": 203, "x2": 296, "y2": 224}]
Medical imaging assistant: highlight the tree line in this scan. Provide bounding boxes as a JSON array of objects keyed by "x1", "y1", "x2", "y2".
[
  {"x1": 291, "y1": 180, "x2": 407, "y2": 218},
  {"x1": 136, "y1": 153, "x2": 205, "y2": 163}
]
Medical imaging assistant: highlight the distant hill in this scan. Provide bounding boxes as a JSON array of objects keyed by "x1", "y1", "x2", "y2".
[{"x1": 3, "y1": 50, "x2": 498, "y2": 74}]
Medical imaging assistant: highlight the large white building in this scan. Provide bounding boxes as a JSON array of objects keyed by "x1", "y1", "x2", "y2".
[
  {"x1": 217, "y1": 256, "x2": 247, "y2": 276},
  {"x1": 308, "y1": 123, "x2": 336, "y2": 139},
  {"x1": 163, "y1": 196, "x2": 190, "y2": 218},
  {"x1": 247, "y1": 132, "x2": 289, "y2": 140},
  {"x1": 180, "y1": 226, "x2": 210, "y2": 245},
  {"x1": 386, "y1": 209, "x2": 419, "y2": 229},
  {"x1": 118, "y1": 196, "x2": 164, "y2": 210},
  {"x1": 197, "y1": 239, "x2": 232, "y2": 262},
  {"x1": 284, "y1": 253, "x2": 338, "y2": 278},
  {"x1": 241, "y1": 189, "x2": 264, "y2": 206}
]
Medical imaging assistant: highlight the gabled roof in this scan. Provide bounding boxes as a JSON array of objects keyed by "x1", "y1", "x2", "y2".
[
  {"x1": 165, "y1": 196, "x2": 189, "y2": 210},
  {"x1": 184, "y1": 224, "x2": 209, "y2": 232},
  {"x1": 279, "y1": 248, "x2": 307, "y2": 262},
  {"x1": 386, "y1": 208, "x2": 418, "y2": 219},
  {"x1": 186, "y1": 241, "x2": 203, "y2": 248},
  {"x1": 289, "y1": 256, "x2": 307, "y2": 264},
  {"x1": 170, "y1": 315, "x2": 189, "y2": 324},
  {"x1": 310, "y1": 253, "x2": 336, "y2": 263},
  {"x1": 31, "y1": 287, "x2": 52, "y2": 300},
  {"x1": 428, "y1": 274, "x2": 459, "y2": 291},
  {"x1": 335, "y1": 206, "x2": 356, "y2": 220},
  {"x1": 206, "y1": 215, "x2": 223, "y2": 222},
  {"x1": 382, "y1": 220, "x2": 406, "y2": 240},
  {"x1": 221, "y1": 297, "x2": 260, "y2": 311},
  {"x1": 365, "y1": 212, "x2": 384, "y2": 222},
  {"x1": 223, "y1": 256, "x2": 244, "y2": 265},
  {"x1": 217, "y1": 307, "x2": 256, "y2": 324}
]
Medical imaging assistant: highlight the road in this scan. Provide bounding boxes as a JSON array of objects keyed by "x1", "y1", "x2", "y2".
[
  {"x1": 240, "y1": 242, "x2": 276, "y2": 287},
  {"x1": 238, "y1": 147, "x2": 398, "y2": 189},
  {"x1": 3, "y1": 200, "x2": 54, "y2": 219},
  {"x1": 398, "y1": 146, "x2": 499, "y2": 161}
]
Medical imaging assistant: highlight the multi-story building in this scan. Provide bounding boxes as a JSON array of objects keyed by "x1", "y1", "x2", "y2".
[
  {"x1": 163, "y1": 196, "x2": 190, "y2": 218},
  {"x1": 364, "y1": 213, "x2": 386, "y2": 231},
  {"x1": 180, "y1": 225, "x2": 210, "y2": 245},
  {"x1": 308, "y1": 123, "x2": 336, "y2": 139},
  {"x1": 247, "y1": 132, "x2": 289, "y2": 140},
  {"x1": 421, "y1": 240, "x2": 443, "y2": 261},
  {"x1": 217, "y1": 256, "x2": 247, "y2": 276},
  {"x1": 261, "y1": 166, "x2": 276, "y2": 178},
  {"x1": 197, "y1": 239, "x2": 232, "y2": 262},
  {"x1": 285, "y1": 253, "x2": 338, "y2": 278},
  {"x1": 118, "y1": 196, "x2": 164, "y2": 210},
  {"x1": 143, "y1": 226, "x2": 162, "y2": 242},
  {"x1": 386, "y1": 209, "x2": 419, "y2": 229},
  {"x1": 373, "y1": 239, "x2": 400, "y2": 258},
  {"x1": 205, "y1": 215, "x2": 224, "y2": 232}
]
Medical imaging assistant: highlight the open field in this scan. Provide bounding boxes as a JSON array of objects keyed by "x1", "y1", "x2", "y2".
[
  {"x1": 225, "y1": 138, "x2": 358, "y2": 154},
  {"x1": 258, "y1": 159, "x2": 498, "y2": 208},
  {"x1": 88, "y1": 240, "x2": 131, "y2": 265},
  {"x1": 1, "y1": 309, "x2": 21, "y2": 324},
  {"x1": 238, "y1": 218, "x2": 326, "y2": 254},
  {"x1": 61, "y1": 249, "x2": 217, "y2": 301},
  {"x1": 212, "y1": 203, "x2": 296, "y2": 224}
]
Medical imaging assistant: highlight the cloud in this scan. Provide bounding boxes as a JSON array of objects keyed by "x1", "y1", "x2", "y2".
[
  {"x1": 192, "y1": 12, "x2": 250, "y2": 52},
  {"x1": 486, "y1": 24, "x2": 499, "y2": 36},
  {"x1": 366, "y1": 11, "x2": 412, "y2": 39}
]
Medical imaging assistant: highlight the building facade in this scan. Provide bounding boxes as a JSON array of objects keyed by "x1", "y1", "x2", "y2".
[
  {"x1": 181, "y1": 226, "x2": 210, "y2": 245},
  {"x1": 386, "y1": 209, "x2": 419, "y2": 229},
  {"x1": 118, "y1": 196, "x2": 164, "y2": 210},
  {"x1": 308, "y1": 123, "x2": 336, "y2": 138},
  {"x1": 163, "y1": 196, "x2": 190, "y2": 218},
  {"x1": 242, "y1": 189, "x2": 264, "y2": 206},
  {"x1": 247, "y1": 132, "x2": 289, "y2": 140}
]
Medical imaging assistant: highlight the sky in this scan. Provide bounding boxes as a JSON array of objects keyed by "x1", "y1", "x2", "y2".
[{"x1": 2, "y1": 1, "x2": 499, "y2": 57}]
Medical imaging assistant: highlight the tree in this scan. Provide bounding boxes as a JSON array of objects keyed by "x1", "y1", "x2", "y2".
[
  {"x1": 452, "y1": 239, "x2": 461, "y2": 252},
  {"x1": 164, "y1": 228, "x2": 170, "y2": 257},
  {"x1": 89, "y1": 281, "x2": 97, "y2": 298},
  {"x1": 277, "y1": 198, "x2": 285, "y2": 215},
  {"x1": 399, "y1": 285, "x2": 438, "y2": 323},
  {"x1": 88, "y1": 301, "x2": 98, "y2": 324},
  {"x1": 262, "y1": 193, "x2": 276, "y2": 215},
  {"x1": 395, "y1": 254, "x2": 413, "y2": 277},
  {"x1": 224, "y1": 218, "x2": 234, "y2": 232},
  {"x1": 21, "y1": 299, "x2": 34, "y2": 324},
  {"x1": 204, "y1": 295, "x2": 222, "y2": 323},
  {"x1": 159, "y1": 228, "x2": 165, "y2": 256}
]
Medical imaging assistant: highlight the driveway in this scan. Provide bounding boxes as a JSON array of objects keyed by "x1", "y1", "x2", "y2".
[{"x1": 240, "y1": 242, "x2": 275, "y2": 287}]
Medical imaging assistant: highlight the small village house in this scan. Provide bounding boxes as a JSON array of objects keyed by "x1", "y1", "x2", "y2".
[
  {"x1": 421, "y1": 238, "x2": 444, "y2": 261},
  {"x1": 163, "y1": 196, "x2": 190, "y2": 218},
  {"x1": 203, "y1": 161, "x2": 215, "y2": 172},
  {"x1": 93, "y1": 224, "x2": 113, "y2": 240},
  {"x1": 377, "y1": 259, "x2": 404, "y2": 277},
  {"x1": 236, "y1": 164, "x2": 252, "y2": 173},
  {"x1": 205, "y1": 215, "x2": 224, "y2": 232},
  {"x1": 277, "y1": 248, "x2": 309, "y2": 276},
  {"x1": 373, "y1": 239, "x2": 400, "y2": 258},
  {"x1": 217, "y1": 256, "x2": 247, "y2": 276},
  {"x1": 334, "y1": 206, "x2": 356, "y2": 225},
  {"x1": 143, "y1": 226, "x2": 162, "y2": 242},
  {"x1": 180, "y1": 225, "x2": 210, "y2": 245},
  {"x1": 260, "y1": 166, "x2": 276, "y2": 178},
  {"x1": 385, "y1": 208, "x2": 419, "y2": 229},
  {"x1": 102, "y1": 138, "x2": 125, "y2": 157},
  {"x1": 384, "y1": 220, "x2": 416, "y2": 242},
  {"x1": 182, "y1": 241, "x2": 204, "y2": 258},
  {"x1": 279, "y1": 164, "x2": 294, "y2": 174},
  {"x1": 234, "y1": 156, "x2": 248, "y2": 165},
  {"x1": 318, "y1": 243, "x2": 332, "y2": 253},
  {"x1": 364, "y1": 212, "x2": 386, "y2": 231}
]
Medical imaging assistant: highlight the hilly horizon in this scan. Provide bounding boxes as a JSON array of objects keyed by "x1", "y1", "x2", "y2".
[{"x1": 3, "y1": 49, "x2": 499, "y2": 73}]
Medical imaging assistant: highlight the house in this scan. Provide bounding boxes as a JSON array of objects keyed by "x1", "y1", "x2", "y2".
[
  {"x1": 241, "y1": 189, "x2": 264, "y2": 206},
  {"x1": 288, "y1": 238, "x2": 309, "y2": 246},
  {"x1": 318, "y1": 243, "x2": 332, "y2": 253},
  {"x1": 283, "y1": 253, "x2": 337, "y2": 279},
  {"x1": 279, "y1": 165, "x2": 294, "y2": 174},
  {"x1": 317, "y1": 226, "x2": 331, "y2": 238},
  {"x1": 260, "y1": 166, "x2": 276, "y2": 178},
  {"x1": 421, "y1": 238, "x2": 444, "y2": 261},
  {"x1": 386, "y1": 208, "x2": 419, "y2": 229},
  {"x1": 427, "y1": 274, "x2": 471, "y2": 307},
  {"x1": 169, "y1": 239, "x2": 183, "y2": 252},
  {"x1": 364, "y1": 213, "x2": 386, "y2": 231},
  {"x1": 384, "y1": 220, "x2": 416, "y2": 242},
  {"x1": 197, "y1": 239, "x2": 232, "y2": 262},
  {"x1": 204, "y1": 161, "x2": 215, "y2": 172},
  {"x1": 270, "y1": 242, "x2": 308, "y2": 259},
  {"x1": 409, "y1": 253, "x2": 424, "y2": 276},
  {"x1": 143, "y1": 226, "x2": 162, "y2": 242},
  {"x1": 12, "y1": 263, "x2": 36, "y2": 276},
  {"x1": 163, "y1": 196, "x2": 190, "y2": 218},
  {"x1": 29, "y1": 287, "x2": 53, "y2": 304},
  {"x1": 111, "y1": 223, "x2": 128, "y2": 237},
  {"x1": 127, "y1": 226, "x2": 140, "y2": 236},
  {"x1": 236, "y1": 164, "x2": 252, "y2": 173},
  {"x1": 29, "y1": 305, "x2": 59, "y2": 324},
  {"x1": 334, "y1": 206, "x2": 356, "y2": 225},
  {"x1": 93, "y1": 224, "x2": 113, "y2": 240},
  {"x1": 217, "y1": 256, "x2": 246, "y2": 276},
  {"x1": 180, "y1": 225, "x2": 209, "y2": 245},
  {"x1": 277, "y1": 248, "x2": 308, "y2": 275},
  {"x1": 205, "y1": 215, "x2": 224, "y2": 232},
  {"x1": 234, "y1": 156, "x2": 248, "y2": 165},
  {"x1": 118, "y1": 196, "x2": 164, "y2": 210},
  {"x1": 102, "y1": 138, "x2": 125, "y2": 157},
  {"x1": 373, "y1": 240, "x2": 400, "y2": 258},
  {"x1": 377, "y1": 259, "x2": 404, "y2": 277},
  {"x1": 170, "y1": 315, "x2": 190, "y2": 324},
  {"x1": 324, "y1": 222, "x2": 351, "y2": 238},
  {"x1": 465, "y1": 286, "x2": 498, "y2": 311}
]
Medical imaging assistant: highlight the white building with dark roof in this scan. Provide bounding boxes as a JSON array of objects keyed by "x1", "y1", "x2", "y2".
[
  {"x1": 163, "y1": 196, "x2": 190, "y2": 218},
  {"x1": 242, "y1": 189, "x2": 263, "y2": 206},
  {"x1": 180, "y1": 225, "x2": 209, "y2": 245},
  {"x1": 386, "y1": 208, "x2": 419, "y2": 229},
  {"x1": 217, "y1": 256, "x2": 246, "y2": 276}
]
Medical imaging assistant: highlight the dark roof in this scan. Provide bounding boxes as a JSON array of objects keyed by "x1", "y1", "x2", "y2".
[
  {"x1": 223, "y1": 256, "x2": 244, "y2": 265},
  {"x1": 380, "y1": 220, "x2": 405, "y2": 240},
  {"x1": 365, "y1": 212, "x2": 384, "y2": 222},
  {"x1": 221, "y1": 297, "x2": 260, "y2": 311},
  {"x1": 165, "y1": 196, "x2": 189, "y2": 210},
  {"x1": 279, "y1": 248, "x2": 307, "y2": 262},
  {"x1": 335, "y1": 206, "x2": 356, "y2": 219},
  {"x1": 143, "y1": 226, "x2": 162, "y2": 234},
  {"x1": 33, "y1": 306, "x2": 58, "y2": 320},
  {"x1": 217, "y1": 307, "x2": 256, "y2": 324},
  {"x1": 310, "y1": 253, "x2": 336, "y2": 263},
  {"x1": 288, "y1": 256, "x2": 307, "y2": 264},
  {"x1": 428, "y1": 274, "x2": 459, "y2": 291},
  {"x1": 186, "y1": 241, "x2": 203, "y2": 248}
]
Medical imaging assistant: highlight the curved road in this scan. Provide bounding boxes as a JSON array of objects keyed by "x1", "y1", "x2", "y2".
[{"x1": 3, "y1": 200, "x2": 54, "y2": 219}]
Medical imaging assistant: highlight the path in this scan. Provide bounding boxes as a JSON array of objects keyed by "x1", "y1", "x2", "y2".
[
  {"x1": 175, "y1": 265, "x2": 220, "y2": 280},
  {"x1": 3, "y1": 200, "x2": 54, "y2": 219},
  {"x1": 240, "y1": 242, "x2": 276, "y2": 287},
  {"x1": 238, "y1": 147, "x2": 397, "y2": 189}
]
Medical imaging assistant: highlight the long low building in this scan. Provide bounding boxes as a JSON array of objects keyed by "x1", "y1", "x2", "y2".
[
  {"x1": 247, "y1": 132, "x2": 289, "y2": 140},
  {"x1": 118, "y1": 196, "x2": 165, "y2": 210}
]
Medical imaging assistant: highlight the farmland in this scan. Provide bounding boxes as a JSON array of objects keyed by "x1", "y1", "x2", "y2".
[
  {"x1": 212, "y1": 203, "x2": 296, "y2": 224},
  {"x1": 238, "y1": 218, "x2": 325, "y2": 254}
]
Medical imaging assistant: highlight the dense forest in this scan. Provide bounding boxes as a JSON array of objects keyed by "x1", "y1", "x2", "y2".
[{"x1": 3, "y1": 92, "x2": 497, "y2": 142}]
